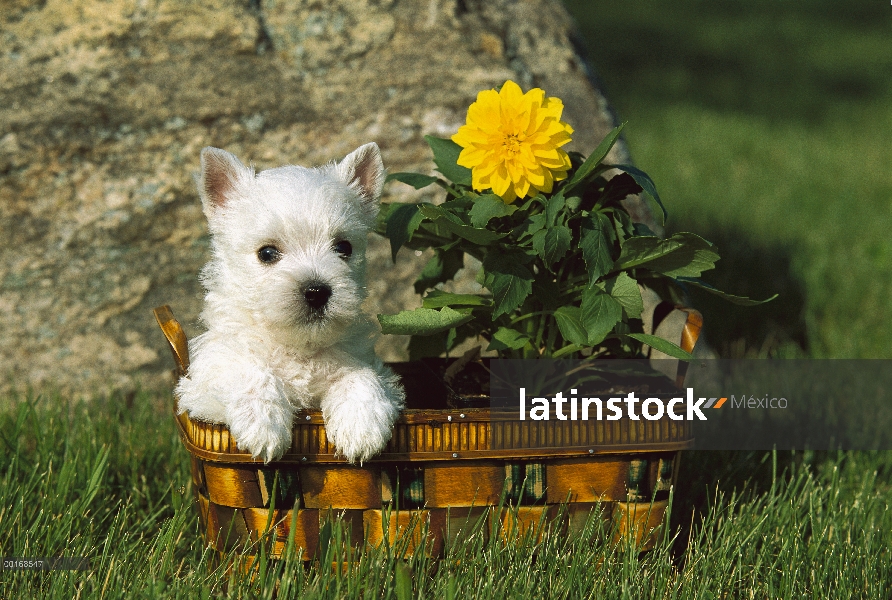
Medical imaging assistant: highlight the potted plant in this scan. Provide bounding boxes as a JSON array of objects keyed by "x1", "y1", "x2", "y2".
[{"x1": 377, "y1": 80, "x2": 758, "y2": 363}]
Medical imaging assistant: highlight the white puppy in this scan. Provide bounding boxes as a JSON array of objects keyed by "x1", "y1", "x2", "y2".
[{"x1": 176, "y1": 143, "x2": 404, "y2": 463}]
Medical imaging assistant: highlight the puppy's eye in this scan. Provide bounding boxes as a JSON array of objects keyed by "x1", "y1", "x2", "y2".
[
  {"x1": 257, "y1": 245, "x2": 282, "y2": 264},
  {"x1": 333, "y1": 240, "x2": 352, "y2": 259}
]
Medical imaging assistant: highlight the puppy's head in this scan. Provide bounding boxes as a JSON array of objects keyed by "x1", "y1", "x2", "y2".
[{"x1": 197, "y1": 143, "x2": 385, "y2": 348}]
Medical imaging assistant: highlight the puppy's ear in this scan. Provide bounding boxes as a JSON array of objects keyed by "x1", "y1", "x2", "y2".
[
  {"x1": 198, "y1": 147, "x2": 252, "y2": 213},
  {"x1": 337, "y1": 143, "x2": 385, "y2": 216}
]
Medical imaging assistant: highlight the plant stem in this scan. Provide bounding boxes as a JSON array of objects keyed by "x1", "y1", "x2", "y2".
[
  {"x1": 435, "y1": 180, "x2": 463, "y2": 198},
  {"x1": 544, "y1": 315, "x2": 558, "y2": 358},
  {"x1": 534, "y1": 310, "x2": 547, "y2": 357},
  {"x1": 509, "y1": 311, "x2": 550, "y2": 325}
]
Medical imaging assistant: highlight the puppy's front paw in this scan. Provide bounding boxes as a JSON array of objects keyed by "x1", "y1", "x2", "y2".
[
  {"x1": 323, "y1": 370, "x2": 403, "y2": 463},
  {"x1": 228, "y1": 400, "x2": 295, "y2": 463}
]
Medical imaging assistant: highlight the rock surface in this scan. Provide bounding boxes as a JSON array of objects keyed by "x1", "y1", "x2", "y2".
[{"x1": 0, "y1": 0, "x2": 640, "y2": 396}]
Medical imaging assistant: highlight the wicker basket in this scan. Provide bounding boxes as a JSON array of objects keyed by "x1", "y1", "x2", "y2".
[{"x1": 154, "y1": 305, "x2": 701, "y2": 560}]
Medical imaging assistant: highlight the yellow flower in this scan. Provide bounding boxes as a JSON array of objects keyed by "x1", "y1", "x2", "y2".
[{"x1": 451, "y1": 80, "x2": 574, "y2": 204}]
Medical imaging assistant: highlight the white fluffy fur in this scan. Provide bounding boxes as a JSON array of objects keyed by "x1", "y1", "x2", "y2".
[{"x1": 176, "y1": 143, "x2": 405, "y2": 463}]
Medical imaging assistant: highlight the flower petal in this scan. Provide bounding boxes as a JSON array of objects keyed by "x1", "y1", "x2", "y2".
[{"x1": 454, "y1": 80, "x2": 573, "y2": 201}]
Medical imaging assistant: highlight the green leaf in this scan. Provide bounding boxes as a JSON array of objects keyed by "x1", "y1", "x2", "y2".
[
  {"x1": 554, "y1": 306, "x2": 589, "y2": 346},
  {"x1": 608, "y1": 164, "x2": 667, "y2": 223},
  {"x1": 612, "y1": 207, "x2": 635, "y2": 242},
  {"x1": 378, "y1": 307, "x2": 473, "y2": 336},
  {"x1": 418, "y1": 204, "x2": 505, "y2": 245},
  {"x1": 445, "y1": 327, "x2": 458, "y2": 352},
  {"x1": 425, "y1": 136, "x2": 472, "y2": 186},
  {"x1": 422, "y1": 290, "x2": 492, "y2": 309},
  {"x1": 677, "y1": 277, "x2": 778, "y2": 306},
  {"x1": 545, "y1": 191, "x2": 566, "y2": 226},
  {"x1": 564, "y1": 124, "x2": 624, "y2": 193},
  {"x1": 483, "y1": 252, "x2": 534, "y2": 319},
  {"x1": 385, "y1": 172, "x2": 440, "y2": 190},
  {"x1": 476, "y1": 265, "x2": 490, "y2": 287},
  {"x1": 530, "y1": 229, "x2": 546, "y2": 254},
  {"x1": 627, "y1": 333, "x2": 694, "y2": 361},
  {"x1": 413, "y1": 247, "x2": 464, "y2": 294},
  {"x1": 633, "y1": 222, "x2": 658, "y2": 237},
  {"x1": 532, "y1": 268, "x2": 561, "y2": 310},
  {"x1": 604, "y1": 272, "x2": 643, "y2": 318},
  {"x1": 514, "y1": 213, "x2": 546, "y2": 241},
  {"x1": 414, "y1": 248, "x2": 465, "y2": 294},
  {"x1": 580, "y1": 212, "x2": 615, "y2": 281},
  {"x1": 417, "y1": 203, "x2": 448, "y2": 220},
  {"x1": 384, "y1": 203, "x2": 425, "y2": 262},
  {"x1": 416, "y1": 219, "x2": 454, "y2": 241},
  {"x1": 599, "y1": 172, "x2": 644, "y2": 207},
  {"x1": 489, "y1": 272, "x2": 534, "y2": 319},
  {"x1": 441, "y1": 195, "x2": 475, "y2": 212},
  {"x1": 615, "y1": 232, "x2": 720, "y2": 278},
  {"x1": 486, "y1": 327, "x2": 530, "y2": 351},
  {"x1": 552, "y1": 343, "x2": 586, "y2": 358},
  {"x1": 614, "y1": 235, "x2": 662, "y2": 268},
  {"x1": 532, "y1": 225, "x2": 572, "y2": 266},
  {"x1": 565, "y1": 195, "x2": 582, "y2": 211},
  {"x1": 515, "y1": 195, "x2": 544, "y2": 212},
  {"x1": 580, "y1": 287, "x2": 623, "y2": 346},
  {"x1": 468, "y1": 194, "x2": 517, "y2": 227}
]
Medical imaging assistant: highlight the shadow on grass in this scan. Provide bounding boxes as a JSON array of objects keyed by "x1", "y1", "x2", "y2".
[
  {"x1": 672, "y1": 447, "x2": 892, "y2": 564},
  {"x1": 668, "y1": 449, "x2": 792, "y2": 563},
  {"x1": 681, "y1": 225, "x2": 808, "y2": 358},
  {"x1": 564, "y1": 0, "x2": 892, "y2": 125}
]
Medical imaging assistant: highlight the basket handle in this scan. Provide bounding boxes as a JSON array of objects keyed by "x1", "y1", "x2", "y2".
[
  {"x1": 675, "y1": 307, "x2": 703, "y2": 388},
  {"x1": 153, "y1": 305, "x2": 190, "y2": 377},
  {"x1": 677, "y1": 307, "x2": 703, "y2": 355}
]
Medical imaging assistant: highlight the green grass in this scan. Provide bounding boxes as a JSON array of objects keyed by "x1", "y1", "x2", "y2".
[
  {"x1": 564, "y1": 0, "x2": 892, "y2": 359},
  {"x1": 2, "y1": 393, "x2": 892, "y2": 597}
]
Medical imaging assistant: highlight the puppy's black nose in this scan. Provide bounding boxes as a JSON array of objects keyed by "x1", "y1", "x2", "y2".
[{"x1": 304, "y1": 284, "x2": 332, "y2": 310}]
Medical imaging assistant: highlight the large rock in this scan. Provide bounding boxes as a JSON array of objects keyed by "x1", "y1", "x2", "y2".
[{"x1": 0, "y1": 0, "x2": 638, "y2": 395}]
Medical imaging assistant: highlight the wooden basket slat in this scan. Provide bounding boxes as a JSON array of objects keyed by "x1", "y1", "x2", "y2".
[
  {"x1": 545, "y1": 458, "x2": 629, "y2": 504},
  {"x1": 566, "y1": 502, "x2": 612, "y2": 538},
  {"x1": 452, "y1": 422, "x2": 463, "y2": 451},
  {"x1": 203, "y1": 496, "x2": 251, "y2": 551},
  {"x1": 363, "y1": 509, "x2": 438, "y2": 558},
  {"x1": 431, "y1": 423, "x2": 442, "y2": 453},
  {"x1": 441, "y1": 424, "x2": 452, "y2": 452},
  {"x1": 496, "y1": 505, "x2": 565, "y2": 545},
  {"x1": 196, "y1": 489, "x2": 209, "y2": 531},
  {"x1": 612, "y1": 499, "x2": 669, "y2": 550},
  {"x1": 198, "y1": 493, "x2": 672, "y2": 558},
  {"x1": 408, "y1": 421, "x2": 418, "y2": 454},
  {"x1": 242, "y1": 507, "x2": 320, "y2": 558},
  {"x1": 325, "y1": 509, "x2": 366, "y2": 551},
  {"x1": 300, "y1": 465, "x2": 382, "y2": 509},
  {"x1": 548, "y1": 420, "x2": 560, "y2": 447},
  {"x1": 190, "y1": 455, "x2": 206, "y2": 491},
  {"x1": 438, "y1": 506, "x2": 491, "y2": 547},
  {"x1": 423, "y1": 462, "x2": 505, "y2": 507},
  {"x1": 204, "y1": 464, "x2": 265, "y2": 508}
]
